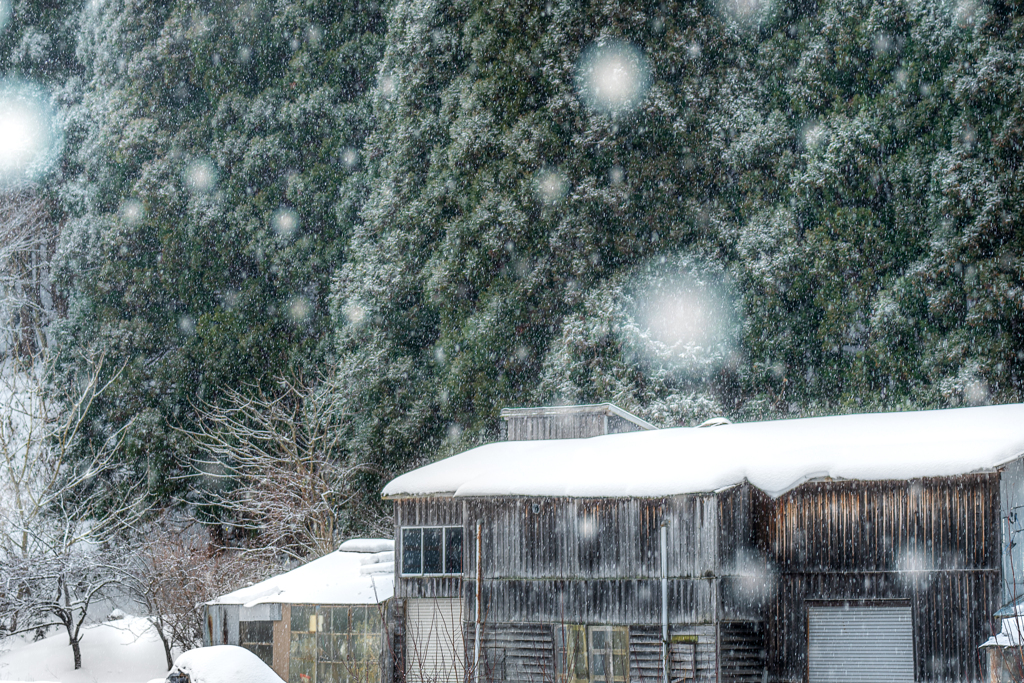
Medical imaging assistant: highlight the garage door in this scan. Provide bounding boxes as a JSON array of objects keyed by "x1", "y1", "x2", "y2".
[
  {"x1": 406, "y1": 598, "x2": 466, "y2": 683},
  {"x1": 807, "y1": 604, "x2": 914, "y2": 683}
]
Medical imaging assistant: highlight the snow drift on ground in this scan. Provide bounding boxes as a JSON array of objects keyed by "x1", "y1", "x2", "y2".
[
  {"x1": 169, "y1": 646, "x2": 282, "y2": 683},
  {"x1": 0, "y1": 615, "x2": 168, "y2": 683},
  {"x1": 383, "y1": 403, "x2": 1024, "y2": 499}
]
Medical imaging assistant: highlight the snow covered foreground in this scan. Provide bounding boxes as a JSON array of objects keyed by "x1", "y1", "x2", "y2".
[{"x1": 0, "y1": 615, "x2": 169, "y2": 683}]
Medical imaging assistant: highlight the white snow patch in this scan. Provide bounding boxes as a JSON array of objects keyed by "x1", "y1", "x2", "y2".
[
  {"x1": 982, "y1": 616, "x2": 1024, "y2": 648},
  {"x1": 383, "y1": 404, "x2": 1024, "y2": 499},
  {"x1": 0, "y1": 616, "x2": 169, "y2": 683},
  {"x1": 208, "y1": 545, "x2": 393, "y2": 608},
  {"x1": 169, "y1": 645, "x2": 282, "y2": 683},
  {"x1": 339, "y1": 538, "x2": 393, "y2": 553}
]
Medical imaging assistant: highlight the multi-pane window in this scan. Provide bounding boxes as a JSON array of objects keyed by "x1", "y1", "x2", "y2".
[
  {"x1": 289, "y1": 605, "x2": 382, "y2": 683},
  {"x1": 555, "y1": 625, "x2": 629, "y2": 683},
  {"x1": 401, "y1": 526, "x2": 463, "y2": 575},
  {"x1": 240, "y1": 620, "x2": 274, "y2": 668}
]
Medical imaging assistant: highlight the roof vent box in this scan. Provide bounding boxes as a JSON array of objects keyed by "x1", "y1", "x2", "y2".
[{"x1": 500, "y1": 403, "x2": 656, "y2": 441}]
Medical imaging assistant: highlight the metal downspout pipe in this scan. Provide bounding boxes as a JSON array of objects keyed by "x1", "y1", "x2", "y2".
[
  {"x1": 474, "y1": 520, "x2": 483, "y2": 683},
  {"x1": 661, "y1": 521, "x2": 669, "y2": 683}
]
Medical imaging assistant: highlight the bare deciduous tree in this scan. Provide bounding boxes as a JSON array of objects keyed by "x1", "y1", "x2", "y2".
[
  {"x1": 121, "y1": 511, "x2": 275, "y2": 669},
  {"x1": 0, "y1": 349, "x2": 144, "y2": 670},
  {"x1": 178, "y1": 375, "x2": 378, "y2": 561},
  {"x1": 0, "y1": 190, "x2": 60, "y2": 360}
]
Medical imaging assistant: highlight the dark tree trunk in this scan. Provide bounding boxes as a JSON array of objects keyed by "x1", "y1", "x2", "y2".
[
  {"x1": 156, "y1": 621, "x2": 174, "y2": 670},
  {"x1": 71, "y1": 636, "x2": 82, "y2": 670}
]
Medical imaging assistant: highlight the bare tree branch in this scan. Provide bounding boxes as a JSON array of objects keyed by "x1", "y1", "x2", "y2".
[{"x1": 178, "y1": 374, "x2": 371, "y2": 561}]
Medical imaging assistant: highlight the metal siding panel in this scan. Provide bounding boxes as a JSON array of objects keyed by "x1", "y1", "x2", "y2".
[
  {"x1": 406, "y1": 598, "x2": 466, "y2": 683},
  {"x1": 807, "y1": 606, "x2": 913, "y2": 683}
]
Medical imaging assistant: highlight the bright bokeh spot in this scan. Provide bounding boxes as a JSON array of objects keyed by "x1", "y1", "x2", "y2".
[
  {"x1": 630, "y1": 262, "x2": 739, "y2": 370},
  {"x1": 535, "y1": 168, "x2": 567, "y2": 204},
  {"x1": 184, "y1": 159, "x2": 218, "y2": 194},
  {"x1": 0, "y1": 80, "x2": 61, "y2": 187},
  {"x1": 716, "y1": 0, "x2": 775, "y2": 27},
  {"x1": 272, "y1": 207, "x2": 300, "y2": 239},
  {"x1": 575, "y1": 40, "x2": 651, "y2": 117}
]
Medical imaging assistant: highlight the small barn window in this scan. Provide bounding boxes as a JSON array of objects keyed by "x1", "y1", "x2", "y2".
[
  {"x1": 555, "y1": 625, "x2": 628, "y2": 683},
  {"x1": 240, "y1": 620, "x2": 274, "y2": 667},
  {"x1": 401, "y1": 526, "x2": 464, "y2": 576}
]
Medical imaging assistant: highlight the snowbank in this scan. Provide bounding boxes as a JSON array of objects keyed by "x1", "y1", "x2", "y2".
[
  {"x1": 208, "y1": 542, "x2": 394, "y2": 607},
  {"x1": 0, "y1": 615, "x2": 169, "y2": 683},
  {"x1": 383, "y1": 403, "x2": 1024, "y2": 499},
  {"x1": 170, "y1": 645, "x2": 282, "y2": 683}
]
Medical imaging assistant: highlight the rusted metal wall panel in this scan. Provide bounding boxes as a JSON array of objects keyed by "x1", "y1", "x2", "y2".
[{"x1": 763, "y1": 475, "x2": 1001, "y2": 683}]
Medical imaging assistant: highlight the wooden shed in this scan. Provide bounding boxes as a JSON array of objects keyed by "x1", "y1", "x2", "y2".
[
  {"x1": 382, "y1": 403, "x2": 1024, "y2": 683},
  {"x1": 204, "y1": 538, "x2": 395, "y2": 683}
]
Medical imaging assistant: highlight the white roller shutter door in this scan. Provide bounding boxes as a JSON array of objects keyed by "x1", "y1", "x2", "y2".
[
  {"x1": 807, "y1": 604, "x2": 914, "y2": 683},
  {"x1": 406, "y1": 598, "x2": 466, "y2": 683}
]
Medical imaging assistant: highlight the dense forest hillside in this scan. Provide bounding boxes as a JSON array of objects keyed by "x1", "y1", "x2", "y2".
[{"x1": 1, "y1": 0, "x2": 1022, "y2": 530}]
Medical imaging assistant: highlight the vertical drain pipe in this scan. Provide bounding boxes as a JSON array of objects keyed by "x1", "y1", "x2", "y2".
[
  {"x1": 661, "y1": 521, "x2": 669, "y2": 683},
  {"x1": 474, "y1": 520, "x2": 483, "y2": 683}
]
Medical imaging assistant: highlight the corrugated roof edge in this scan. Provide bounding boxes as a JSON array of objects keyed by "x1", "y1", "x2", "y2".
[{"x1": 499, "y1": 402, "x2": 657, "y2": 430}]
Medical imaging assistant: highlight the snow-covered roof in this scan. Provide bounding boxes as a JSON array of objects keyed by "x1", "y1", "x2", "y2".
[
  {"x1": 171, "y1": 645, "x2": 284, "y2": 683},
  {"x1": 982, "y1": 615, "x2": 1024, "y2": 648},
  {"x1": 383, "y1": 404, "x2": 1024, "y2": 499},
  {"x1": 208, "y1": 540, "x2": 394, "y2": 607}
]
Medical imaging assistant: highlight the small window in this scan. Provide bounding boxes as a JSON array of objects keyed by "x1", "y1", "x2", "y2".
[
  {"x1": 240, "y1": 620, "x2": 274, "y2": 668},
  {"x1": 555, "y1": 625, "x2": 628, "y2": 683},
  {"x1": 401, "y1": 526, "x2": 463, "y2": 576}
]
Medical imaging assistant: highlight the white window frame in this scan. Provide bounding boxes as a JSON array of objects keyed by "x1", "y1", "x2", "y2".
[{"x1": 400, "y1": 525, "x2": 464, "y2": 577}]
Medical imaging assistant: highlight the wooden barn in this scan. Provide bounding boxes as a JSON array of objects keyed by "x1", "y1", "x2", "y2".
[
  {"x1": 381, "y1": 402, "x2": 1024, "y2": 683},
  {"x1": 204, "y1": 538, "x2": 395, "y2": 683}
]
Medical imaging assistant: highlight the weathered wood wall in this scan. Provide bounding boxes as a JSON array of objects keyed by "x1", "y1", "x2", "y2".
[
  {"x1": 762, "y1": 475, "x2": 1002, "y2": 682},
  {"x1": 393, "y1": 472, "x2": 1002, "y2": 683},
  {"x1": 455, "y1": 495, "x2": 720, "y2": 625},
  {"x1": 503, "y1": 413, "x2": 648, "y2": 441},
  {"x1": 395, "y1": 498, "x2": 464, "y2": 600}
]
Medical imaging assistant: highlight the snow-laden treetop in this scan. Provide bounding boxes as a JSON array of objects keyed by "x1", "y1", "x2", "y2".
[
  {"x1": 383, "y1": 404, "x2": 1024, "y2": 499},
  {"x1": 208, "y1": 540, "x2": 394, "y2": 607}
]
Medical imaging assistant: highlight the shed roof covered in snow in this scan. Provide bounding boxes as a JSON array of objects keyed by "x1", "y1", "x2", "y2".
[
  {"x1": 208, "y1": 539, "x2": 394, "y2": 608},
  {"x1": 382, "y1": 404, "x2": 1024, "y2": 500}
]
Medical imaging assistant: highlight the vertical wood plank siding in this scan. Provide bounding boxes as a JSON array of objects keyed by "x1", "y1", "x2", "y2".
[
  {"x1": 393, "y1": 472, "x2": 1002, "y2": 683},
  {"x1": 763, "y1": 475, "x2": 1001, "y2": 683},
  {"x1": 395, "y1": 498, "x2": 465, "y2": 600},
  {"x1": 504, "y1": 414, "x2": 647, "y2": 441}
]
